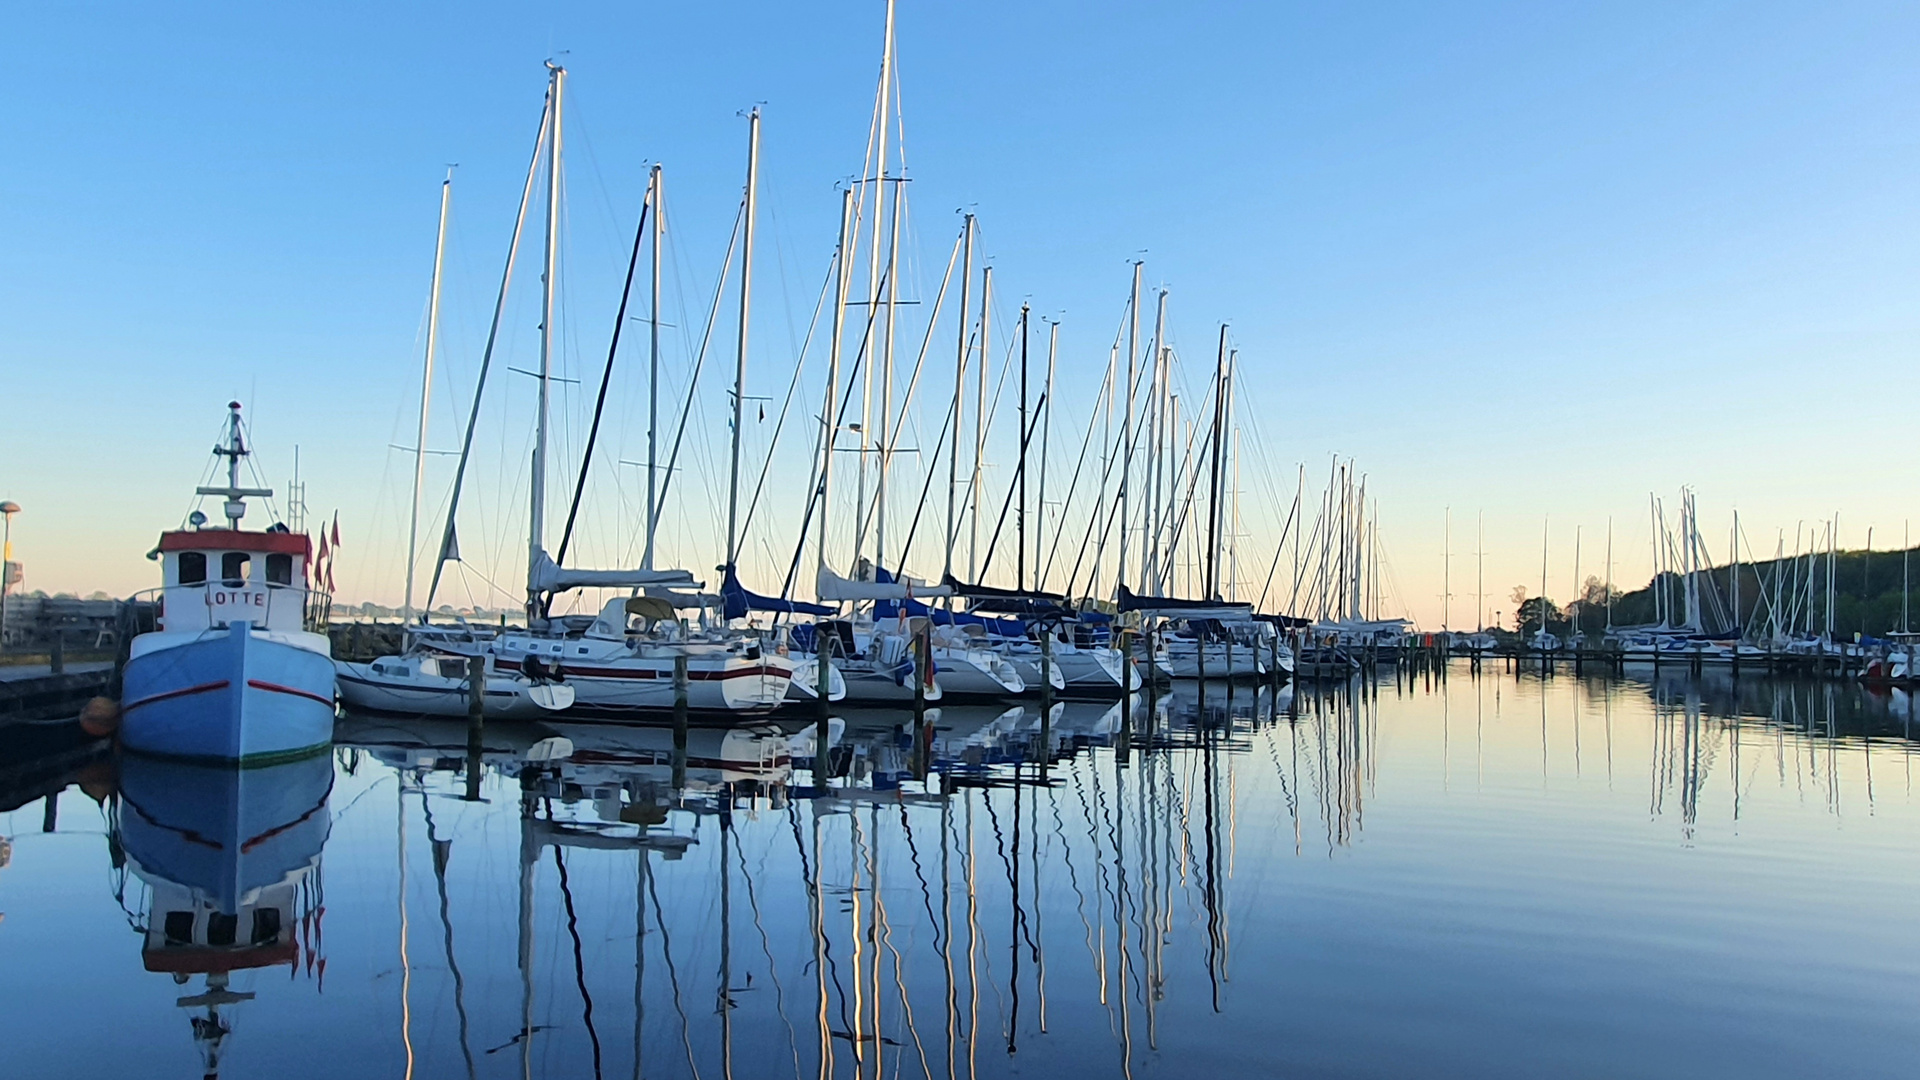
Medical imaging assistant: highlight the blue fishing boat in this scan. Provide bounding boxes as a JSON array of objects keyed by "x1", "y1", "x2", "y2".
[{"x1": 120, "y1": 403, "x2": 335, "y2": 764}]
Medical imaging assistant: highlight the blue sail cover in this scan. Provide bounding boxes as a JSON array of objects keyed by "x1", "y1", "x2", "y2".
[
  {"x1": 870, "y1": 568, "x2": 1030, "y2": 638},
  {"x1": 722, "y1": 565, "x2": 834, "y2": 621}
]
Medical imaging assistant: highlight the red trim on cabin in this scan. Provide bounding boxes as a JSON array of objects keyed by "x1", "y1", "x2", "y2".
[
  {"x1": 158, "y1": 530, "x2": 312, "y2": 557},
  {"x1": 143, "y1": 939, "x2": 298, "y2": 974},
  {"x1": 245, "y1": 679, "x2": 336, "y2": 707},
  {"x1": 123, "y1": 679, "x2": 231, "y2": 712}
]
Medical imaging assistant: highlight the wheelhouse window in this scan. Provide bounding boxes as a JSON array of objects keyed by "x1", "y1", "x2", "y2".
[
  {"x1": 221, "y1": 552, "x2": 250, "y2": 586},
  {"x1": 176, "y1": 552, "x2": 207, "y2": 586},
  {"x1": 265, "y1": 553, "x2": 293, "y2": 586}
]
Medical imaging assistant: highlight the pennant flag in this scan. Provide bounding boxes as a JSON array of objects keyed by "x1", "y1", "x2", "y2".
[{"x1": 331, "y1": 512, "x2": 341, "y2": 547}]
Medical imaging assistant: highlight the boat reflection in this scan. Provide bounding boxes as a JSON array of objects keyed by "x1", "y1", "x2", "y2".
[{"x1": 112, "y1": 751, "x2": 332, "y2": 1078}]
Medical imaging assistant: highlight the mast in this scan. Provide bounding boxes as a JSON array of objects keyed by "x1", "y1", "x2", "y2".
[
  {"x1": 945, "y1": 215, "x2": 974, "y2": 579},
  {"x1": 1572, "y1": 525, "x2": 1581, "y2": 639},
  {"x1": 851, "y1": 2, "x2": 896, "y2": 575},
  {"x1": 404, "y1": 172, "x2": 452, "y2": 622},
  {"x1": 1539, "y1": 518, "x2": 1549, "y2": 641},
  {"x1": 818, "y1": 188, "x2": 854, "y2": 583},
  {"x1": 969, "y1": 266, "x2": 992, "y2": 580},
  {"x1": 1442, "y1": 507, "x2": 1450, "y2": 633},
  {"x1": 1731, "y1": 508, "x2": 1740, "y2": 637},
  {"x1": 527, "y1": 61, "x2": 565, "y2": 624},
  {"x1": 1476, "y1": 510, "x2": 1484, "y2": 632},
  {"x1": 726, "y1": 107, "x2": 760, "y2": 574},
  {"x1": 1204, "y1": 325, "x2": 1227, "y2": 600},
  {"x1": 426, "y1": 95, "x2": 547, "y2": 612},
  {"x1": 1017, "y1": 304, "x2": 1029, "y2": 591},
  {"x1": 1605, "y1": 517, "x2": 1614, "y2": 631},
  {"x1": 1144, "y1": 290, "x2": 1167, "y2": 592},
  {"x1": 1118, "y1": 263, "x2": 1140, "y2": 598},
  {"x1": 1037, "y1": 317, "x2": 1055, "y2": 589},
  {"x1": 645, "y1": 164, "x2": 664, "y2": 570}
]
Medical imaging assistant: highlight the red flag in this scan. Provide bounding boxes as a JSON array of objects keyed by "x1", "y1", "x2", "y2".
[{"x1": 330, "y1": 512, "x2": 341, "y2": 547}]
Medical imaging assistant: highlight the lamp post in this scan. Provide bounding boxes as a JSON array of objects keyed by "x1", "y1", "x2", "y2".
[{"x1": 0, "y1": 501, "x2": 18, "y2": 655}]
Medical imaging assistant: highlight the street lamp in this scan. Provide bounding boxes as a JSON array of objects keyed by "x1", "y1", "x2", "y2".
[{"x1": 0, "y1": 501, "x2": 18, "y2": 655}]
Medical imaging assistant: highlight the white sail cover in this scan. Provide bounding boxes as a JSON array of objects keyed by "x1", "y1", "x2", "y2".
[
  {"x1": 529, "y1": 548, "x2": 699, "y2": 593},
  {"x1": 814, "y1": 565, "x2": 954, "y2": 603}
]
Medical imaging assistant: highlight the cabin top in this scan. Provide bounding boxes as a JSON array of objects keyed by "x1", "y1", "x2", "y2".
[{"x1": 157, "y1": 529, "x2": 311, "y2": 558}]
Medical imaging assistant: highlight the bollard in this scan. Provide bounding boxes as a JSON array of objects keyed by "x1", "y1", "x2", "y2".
[{"x1": 51, "y1": 631, "x2": 64, "y2": 675}]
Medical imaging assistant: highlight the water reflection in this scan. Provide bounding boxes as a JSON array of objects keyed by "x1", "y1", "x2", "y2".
[
  {"x1": 7, "y1": 667, "x2": 1919, "y2": 1077},
  {"x1": 112, "y1": 753, "x2": 332, "y2": 1077}
]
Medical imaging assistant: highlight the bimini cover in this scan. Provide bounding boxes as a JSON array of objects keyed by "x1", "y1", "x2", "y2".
[
  {"x1": 1116, "y1": 584, "x2": 1253, "y2": 620},
  {"x1": 815, "y1": 564, "x2": 954, "y2": 603},
  {"x1": 529, "y1": 548, "x2": 700, "y2": 593},
  {"x1": 723, "y1": 565, "x2": 833, "y2": 620}
]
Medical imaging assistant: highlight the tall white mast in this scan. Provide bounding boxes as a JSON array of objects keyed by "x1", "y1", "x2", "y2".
[
  {"x1": 725, "y1": 107, "x2": 760, "y2": 573},
  {"x1": 1118, "y1": 263, "x2": 1140, "y2": 597},
  {"x1": 1731, "y1": 508, "x2": 1740, "y2": 637},
  {"x1": 1539, "y1": 518, "x2": 1549, "y2": 640},
  {"x1": 1572, "y1": 524, "x2": 1581, "y2": 638},
  {"x1": 854, "y1": 0, "x2": 896, "y2": 574},
  {"x1": 874, "y1": 55, "x2": 901, "y2": 574},
  {"x1": 969, "y1": 266, "x2": 991, "y2": 580},
  {"x1": 945, "y1": 215, "x2": 973, "y2": 579},
  {"x1": 644, "y1": 164, "x2": 663, "y2": 570},
  {"x1": 1476, "y1": 510, "x2": 1485, "y2": 632},
  {"x1": 1144, "y1": 291, "x2": 1166, "y2": 592},
  {"x1": 527, "y1": 61, "x2": 564, "y2": 623},
  {"x1": 1441, "y1": 506, "x2": 1450, "y2": 633},
  {"x1": 404, "y1": 171, "x2": 452, "y2": 622},
  {"x1": 1036, "y1": 317, "x2": 1056, "y2": 588},
  {"x1": 818, "y1": 188, "x2": 853, "y2": 584},
  {"x1": 1605, "y1": 516, "x2": 1613, "y2": 631}
]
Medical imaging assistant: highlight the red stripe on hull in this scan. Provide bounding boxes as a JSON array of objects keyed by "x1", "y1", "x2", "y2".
[
  {"x1": 123, "y1": 680, "x2": 231, "y2": 713},
  {"x1": 492, "y1": 660, "x2": 789, "y2": 682},
  {"x1": 246, "y1": 678, "x2": 336, "y2": 707}
]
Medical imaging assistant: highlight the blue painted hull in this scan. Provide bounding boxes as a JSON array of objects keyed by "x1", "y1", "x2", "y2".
[
  {"x1": 118, "y1": 753, "x2": 335, "y2": 912},
  {"x1": 121, "y1": 621, "x2": 335, "y2": 764}
]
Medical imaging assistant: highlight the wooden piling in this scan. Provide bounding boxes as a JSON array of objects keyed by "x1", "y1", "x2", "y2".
[
  {"x1": 465, "y1": 656, "x2": 485, "y2": 802},
  {"x1": 672, "y1": 654, "x2": 689, "y2": 790}
]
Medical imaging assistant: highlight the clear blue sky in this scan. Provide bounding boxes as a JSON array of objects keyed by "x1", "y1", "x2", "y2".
[{"x1": 4, "y1": 1, "x2": 1916, "y2": 626}]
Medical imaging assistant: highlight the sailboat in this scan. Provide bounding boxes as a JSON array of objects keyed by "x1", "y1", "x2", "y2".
[
  {"x1": 335, "y1": 173, "x2": 573, "y2": 719},
  {"x1": 120, "y1": 403, "x2": 335, "y2": 763},
  {"x1": 356, "y1": 64, "x2": 794, "y2": 717}
]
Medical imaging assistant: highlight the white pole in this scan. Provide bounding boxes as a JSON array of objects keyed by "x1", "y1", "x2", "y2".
[
  {"x1": 970, "y1": 266, "x2": 992, "y2": 581},
  {"x1": 1037, "y1": 318, "x2": 1055, "y2": 589},
  {"x1": 725, "y1": 108, "x2": 760, "y2": 572},
  {"x1": 528, "y1": 62, "x2": 564, "y2": 622},
  {"x1": 945, "y1": 215, "x2": 973, "y2": 580},
  {"x1": 817, "y1": 188, "x2": 853, "y2": 584},
  {"x1": 644, "y1": 165, "x2": 663, "y2": 571},
  {"x1": 404, "y1": 172, "x2": 452, "y2": 622},
  {"x1": 1118, "y1": 263, "x2": 1140, "y2": 597}
]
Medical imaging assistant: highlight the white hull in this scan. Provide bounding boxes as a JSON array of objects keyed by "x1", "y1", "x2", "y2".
[{"x1": 335, "y1": 657, "x2": 572, "y2": 719}]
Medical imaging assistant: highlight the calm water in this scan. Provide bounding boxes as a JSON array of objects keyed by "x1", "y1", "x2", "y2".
[{"x1": 4, "y1": 668, "x2": 1919, "y2": 1079}]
